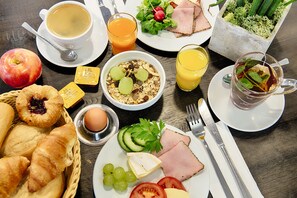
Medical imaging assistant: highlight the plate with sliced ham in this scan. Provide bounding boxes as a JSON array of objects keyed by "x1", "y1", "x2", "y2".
[
  {"x1": 93, "y1": 124, "x2": 210, "y2": 197},
  {"x1": 124, "y1": 0, "x2": 219, "y2": 52}
]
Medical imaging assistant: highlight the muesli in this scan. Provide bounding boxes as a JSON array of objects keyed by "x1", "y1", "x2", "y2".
[{"x1": 106, "y1": 59, "x2": 160, "y2": 105}]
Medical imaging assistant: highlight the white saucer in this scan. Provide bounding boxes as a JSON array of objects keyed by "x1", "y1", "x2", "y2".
[
  {"x1": 36, "y1": 18, "x2": 108, "y2": 68},
  {"x1": 208, "y1": 66, "x2": 285, "y2": 132}
]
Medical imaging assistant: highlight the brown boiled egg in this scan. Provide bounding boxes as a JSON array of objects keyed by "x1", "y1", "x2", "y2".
[{"x1": 84, "y1": 108, "x2": 108, "y2": 132}]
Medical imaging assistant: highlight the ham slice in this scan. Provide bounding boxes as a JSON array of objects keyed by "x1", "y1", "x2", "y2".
[
  {"x1": 155, "y1": 128, "x2": 191, "y2": 157},
  {"x1": 158, "y1": 141, "x2": 204, "y2": 181},
  {"x1": 177, "y1": 0, "x2": 202, "y2": 18},
  {"x1": 167, "y1": 7, "x2": 194, "y2": 35},
  {"x1": 169, "y1": 0, "x2": 211, "y2": 37},
  {"x1": 193, "y1": 10, "x2": 211, "y2": 33}
]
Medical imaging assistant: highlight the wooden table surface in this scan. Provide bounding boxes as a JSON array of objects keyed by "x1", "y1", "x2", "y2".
[{"x1": 0, "y1": 0, "x2": 296, "y2": 197}]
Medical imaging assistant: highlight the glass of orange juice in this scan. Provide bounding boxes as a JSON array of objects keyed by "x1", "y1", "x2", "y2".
[
  {"x1": 176, "y1": 44, "x2": 209, "y2": 91},
  {"x1": 107, "y1": 12, "x2": 137, "y2": 55}
]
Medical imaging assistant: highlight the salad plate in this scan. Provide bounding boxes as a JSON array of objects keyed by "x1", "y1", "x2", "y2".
[
  {"x1": 208, "y1": 66, "x2": 285, "y2": 132},
  {"x1": 36, "y1": 18, "x2": 108, "y2": 68},
  {"x1": 124, "y1": 0, "x2": 219, "y2": 52},
  {"x1": 93, "y1": 124, "x2": 210, "y2": 197}
]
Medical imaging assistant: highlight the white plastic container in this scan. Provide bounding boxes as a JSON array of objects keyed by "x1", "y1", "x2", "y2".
[{"x1": 208, "y1": 0, "x2": 291, "y2": 61}]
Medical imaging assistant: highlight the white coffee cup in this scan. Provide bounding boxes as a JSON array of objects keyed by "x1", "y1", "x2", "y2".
[{"x1": 39, "y1": 1, "x2": 93, "y2": 49}]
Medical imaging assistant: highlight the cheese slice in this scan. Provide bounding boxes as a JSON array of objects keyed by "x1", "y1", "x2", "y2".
[
  {"x1": 165, "y1": 188, "x2": 190, "y2": 198},
  {"x1": 127, "y1": 152, "x2": 161, "y2": 179}
]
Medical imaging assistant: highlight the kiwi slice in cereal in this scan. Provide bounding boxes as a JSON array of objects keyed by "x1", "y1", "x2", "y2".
[
  {"x1": 110, "y1": 66, "x2": 125, "y2": 81},
  {"x1": 135, "y1": 68, "x2": 149, "y2": 82},
  {"x1": 119, "y1": 77, "x2": 133, "y2": 95}
]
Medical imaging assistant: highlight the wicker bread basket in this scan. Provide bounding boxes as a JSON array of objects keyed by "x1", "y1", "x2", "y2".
[{"x1": 0, "y1": 90, "x2": 81, "y2": 198}]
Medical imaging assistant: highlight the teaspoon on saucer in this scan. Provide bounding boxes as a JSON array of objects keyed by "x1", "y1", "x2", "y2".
[
  {"x1": 222, "y1": 58, "x2": 290, "y2": 85},
  {"x1": 21, "y1": 22, "x2": 78, "y2": 62}
]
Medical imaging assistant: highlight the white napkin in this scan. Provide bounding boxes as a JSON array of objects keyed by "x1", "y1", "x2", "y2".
[{"x1": 205, "y1": 121, "x2": 264, "y2": 198}]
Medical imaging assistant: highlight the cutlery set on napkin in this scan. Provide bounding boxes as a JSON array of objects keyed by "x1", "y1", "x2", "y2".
[{"x1": 187, "y1": 98, "x2": 264, "y2": 198}]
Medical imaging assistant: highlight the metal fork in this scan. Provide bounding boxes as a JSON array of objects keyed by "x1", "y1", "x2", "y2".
[{"x1": 186, "y1": 104, "x2": 233, "y2": 198}]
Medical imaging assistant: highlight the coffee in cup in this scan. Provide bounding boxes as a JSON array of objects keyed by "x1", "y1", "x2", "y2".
[{"x1": 40, "y1": 1, "x2": 93, "y2": 49}]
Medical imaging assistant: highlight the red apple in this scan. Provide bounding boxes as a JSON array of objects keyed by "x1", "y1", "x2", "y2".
[{"x1": 0, "y1": 48, "x2": 42, "y2": 88}]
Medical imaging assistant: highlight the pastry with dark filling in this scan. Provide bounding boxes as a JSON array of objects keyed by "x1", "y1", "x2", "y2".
[{"x1": 16, "y1": 84, "x2": 64, "y2": 128}]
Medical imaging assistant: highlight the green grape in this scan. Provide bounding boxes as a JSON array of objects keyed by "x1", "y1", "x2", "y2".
[
  {"x1": 103, "y1": 174, "x2": 114, "y2": 186},
  {"x1": 125, "y1": 170, "x2": 137, "y2": 183},
  {"x1": 109, "y1": 66, "x2": 125, "y2": 81},
  {"x1": 113, "y1": 180, "x2": 128, "y2": 192},
  {"x1": 134, "y1": 68, "x2": 149, "y2": 82},
  {"x1": 118, "y1": 77, "x2": 133, "y2": 95},
  {"x1": 103, "y1": 163, "x2": 114, "y2": 175},
  {"x1": 113, "y1": 167, "x2": 126, "y2": 181}
]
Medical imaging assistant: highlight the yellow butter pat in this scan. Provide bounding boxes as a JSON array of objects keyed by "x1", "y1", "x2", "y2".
[
  {"x1": 74, "y1": 66, "x2": 100, "y2": 85},
  {"x1": 59, "y1": 82, "x2": 85, "y2": 108}
]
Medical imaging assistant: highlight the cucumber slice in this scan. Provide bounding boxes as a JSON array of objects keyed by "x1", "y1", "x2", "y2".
[
  {"x1": 132, "y1": 136, "x2": 146, "y2": 147},
  {"x1": 135, "y1": 68, "x2": 149, "y2": 82},
  {"x1": 117, "y1": 127, "x2": 131, "y2": 152},
  {"x1": 110, "y1": 66, "x2": 125, "y2": 81},
  {"x1": 130, "y1": 126, "x2": 147, "y2": 147},
  {"x1": 123, "y1": 128, "x2": 144, "y2": 152}
]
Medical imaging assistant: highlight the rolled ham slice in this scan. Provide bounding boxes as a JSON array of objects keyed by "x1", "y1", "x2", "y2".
[
  {"x1": 158, "y1": 141, "x2": 204, "y2": 181},
  {"x1": 154, "y1": 128, "x2": 191, "y2": 157}
]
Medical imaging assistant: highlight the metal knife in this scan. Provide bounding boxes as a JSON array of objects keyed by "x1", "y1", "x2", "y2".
[
  {"x1": 98, "y1": 0, "x2": 111, "y2": 24},
  {"x1": 197, "y1": 98, "x2": 252, "y2": 198}
]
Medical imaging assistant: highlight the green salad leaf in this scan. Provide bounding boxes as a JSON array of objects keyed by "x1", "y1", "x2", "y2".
[{"x1": 136, "y1": 0, "x2": 177, "y2": 35}]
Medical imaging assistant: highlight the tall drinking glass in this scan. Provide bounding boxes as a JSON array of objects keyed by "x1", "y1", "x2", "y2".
[
  {"x1": 176, "y1": 44, "x2": 209, "y2": 91},
  {"x1": 107, "y1": 12, "x2": 137, "y2": 55}
]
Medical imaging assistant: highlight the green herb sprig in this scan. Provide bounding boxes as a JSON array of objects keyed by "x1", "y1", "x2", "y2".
[{"x1": 131, "y1": 118, "x2": 165, "y2": 153}]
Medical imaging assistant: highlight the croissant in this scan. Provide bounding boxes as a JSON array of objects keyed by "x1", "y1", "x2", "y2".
[
  {"x1": 28, "y1": 123, "x2": 77, "y2": 192},
  {"x1": 0, "y1": 156, "x2": 30, "y2": 198}
]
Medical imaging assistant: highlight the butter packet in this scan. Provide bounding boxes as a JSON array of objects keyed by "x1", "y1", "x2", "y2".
[
  {"x1": 74, "y1": 66, "x2": 100, "y2": 86},
  {"x1": 59, "y1": 82, "x2": 85, "y2": 109}
]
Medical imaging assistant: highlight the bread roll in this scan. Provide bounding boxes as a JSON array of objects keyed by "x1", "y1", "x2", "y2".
[
  {"x1": 0, "y1": 122, "x2": 52, "y2": 159},
  {"x1": 0, "y1": 102, "x2": 15, "y2": 149},
  {"x1": 0, "y1": 156, "x2": 30, "y2": 198},
  {"x1": 11, "y1": 174, "x2": 65, "y2": 198},
  {"x1": 28, "y1": 123, "x2": 77, "y2": 192}
]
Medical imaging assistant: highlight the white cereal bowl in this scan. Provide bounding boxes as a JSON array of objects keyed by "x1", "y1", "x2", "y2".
[{"x1": 100, "y1": 51, "x2": 166, "y2": 111}]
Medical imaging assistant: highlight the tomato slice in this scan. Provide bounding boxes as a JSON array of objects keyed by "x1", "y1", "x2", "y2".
[
  {"x1": 157, "y1": 176, "x2": 186, "y2": 191},
  {"x1": 130, "y1": 182, "x2": 166, "y2": 198}
]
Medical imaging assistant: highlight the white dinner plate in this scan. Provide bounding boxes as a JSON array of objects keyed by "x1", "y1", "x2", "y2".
[
  {"x1": 208, "y1": 66, "x2": 285, "y2": 132},
  {"x1": 124, "y1": 0, "x2": 219, "y2": 52},
  {"x1": 36, "y1": 18, "x2": 108, "y2": 68},
  {"x1": 93, "y1": 124, "x2": 210, "y2": 197}
]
